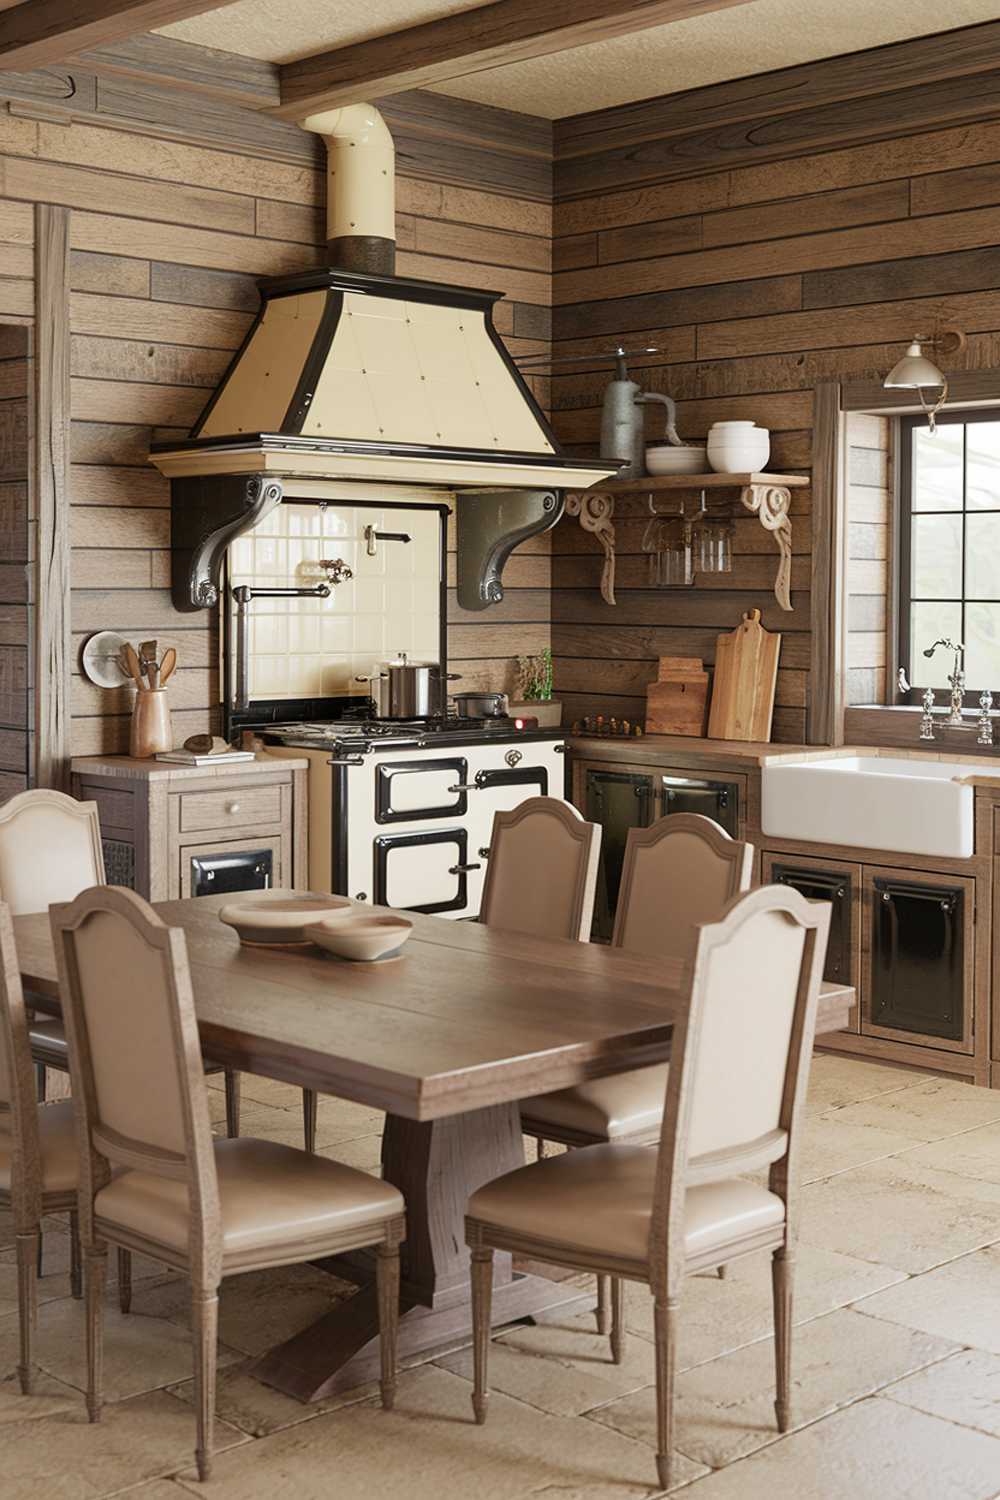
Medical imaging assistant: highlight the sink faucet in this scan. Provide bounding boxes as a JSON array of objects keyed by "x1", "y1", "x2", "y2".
[{"x1": 923, "y1": 638, "x2": 966, "y2": 726}]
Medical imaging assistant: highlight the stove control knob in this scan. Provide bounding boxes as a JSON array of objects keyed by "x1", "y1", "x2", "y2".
[
  {"x1": 354, "y1": 893, "x2": 368, "y2": 902},
  {"x1": 505, "y1": 748, "x2": 523, "y2": 768}
]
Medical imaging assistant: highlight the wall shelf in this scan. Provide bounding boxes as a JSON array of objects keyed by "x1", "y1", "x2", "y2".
[{"x1": 567, "y1": 471, "x2": 808, "y2": 610}]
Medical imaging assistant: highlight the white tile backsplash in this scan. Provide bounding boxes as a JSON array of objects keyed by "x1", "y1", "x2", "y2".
[{"x1": 229, "y1": 500, "x2": 442, "y2": 701}]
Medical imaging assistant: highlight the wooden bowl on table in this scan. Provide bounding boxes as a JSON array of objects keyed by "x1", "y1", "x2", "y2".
[
  {"x1": 306, "y1": 914, "x2": 414, "y2": 963},
  {"x1": 220, "y1": 897, "x2": 354, "y2": 948}
]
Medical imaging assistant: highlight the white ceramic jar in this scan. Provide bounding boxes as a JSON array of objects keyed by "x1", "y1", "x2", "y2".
[{"x1": 706, "y1": 420, "x2": 770, "y2": 474}]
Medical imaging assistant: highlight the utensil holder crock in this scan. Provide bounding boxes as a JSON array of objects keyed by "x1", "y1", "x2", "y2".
[{"x1": 130, "y1": 687, "x2": 173, "y2": 758}]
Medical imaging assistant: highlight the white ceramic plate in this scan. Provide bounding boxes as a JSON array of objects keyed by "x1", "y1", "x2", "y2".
[
  {"x1": 305, "y1": 914, "x2": 414, "y2": 963},
  {"x1": 220, "y1": 896, "x2": 354, "y2": 948}
]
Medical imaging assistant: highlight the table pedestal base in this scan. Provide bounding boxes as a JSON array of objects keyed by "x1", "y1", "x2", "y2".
[{"x1": 251, "y1": 1101, "x2": 593, "y2": 1403}]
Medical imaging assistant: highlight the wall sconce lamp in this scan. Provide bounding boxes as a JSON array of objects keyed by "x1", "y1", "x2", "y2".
[{"x1": 883, "y1": 327, "x2": 966, "y2": 434}]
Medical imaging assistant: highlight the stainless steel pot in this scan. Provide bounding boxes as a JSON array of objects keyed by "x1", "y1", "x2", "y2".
[
  {"x1": 357, "y1": 657, "x2": 457, "y2": 718},
  {"x1": 452, "y1": 690, "x2": 509, "y2": 719}
]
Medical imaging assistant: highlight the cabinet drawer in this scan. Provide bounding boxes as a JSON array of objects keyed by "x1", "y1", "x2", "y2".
[{"x1": 177, "y1": 785, "x2": 282, "y2": 833}]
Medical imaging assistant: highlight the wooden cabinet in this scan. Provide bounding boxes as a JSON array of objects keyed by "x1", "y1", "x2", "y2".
[{"x1": 70, "y1": 755, "x2": 308, "y2": 902}]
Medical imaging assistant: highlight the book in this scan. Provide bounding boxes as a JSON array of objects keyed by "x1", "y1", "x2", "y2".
[{"x1": 154, "y1": 750, "x2": 257, "y2": 766}]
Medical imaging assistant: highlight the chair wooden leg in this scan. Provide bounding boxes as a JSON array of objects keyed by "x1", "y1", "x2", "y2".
[
  {"x1": 192, "y1": 1289, "x2": 219, "y2": 1483},
  {"x1": 15, "y1": 1230, "x2": 38, "y2": 1395},
  {"x1": 653, "y1": 1296, "x2": 679, "y2": 1491},
  {"x1": 85, "y1": 1245, "x2": 108, "y2": 1423},
  {"x1": 69, "y1": 1211, "x2": 83, "y2": 1300},
  {"x1": 223, "y1": 1070, "x2": 241, "y2": 1139},
  {"x1": 470, "y1": 1245, "x2": 494, "y2": 1426},
  {"x1": 118, "y1": 1248, "x2": 133, "y2": 1314},
  {"x1": 302, "y1": 1089, "x2": 318, "y2": 1154},
  {"x1": 376, "y1": 1241, "x2": 401, "y2": 1411},
  {"x1": 35, "y1": 1062, "x2": 46, "y2": 1102},
  {"x1": 610, "y1": 1277, "x2": 626, "y2": 1365},
  {"x1": 772, "y1": 1248, "x2": 794, "y2": 1432},
  {"x1": 595, "y1": 1273, "x2": 610, "y2": 1334}
]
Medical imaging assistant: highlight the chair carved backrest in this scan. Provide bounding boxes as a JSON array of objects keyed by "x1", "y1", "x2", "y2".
[
  {"x1": 612, "y1": 813, "x2": 753, "y2": 961},
  {"x1": 50, "y1": 886, "x2": 221, "y2": 1285},
  {"x1": 0, "y1": 790, "x2": 105, "y2": 916},
  {"x1": 480, "y1": 797, "x2": 601, "y2": 942},
  {"x1": 0, "y1": 901, "x2": 42, "y2": 1227},
  {"x1": 649, "y1": 885, "x2": 830, "y2": 1297}
]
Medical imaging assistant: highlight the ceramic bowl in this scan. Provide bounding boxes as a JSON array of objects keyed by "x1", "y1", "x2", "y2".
[
  {"x1": 645, "y1": 444, "x2": 707, "y2": 475},
  {"x1": 220, "y1": 896, "x2": 354, "y2": 948},
  {"x1": 706, "y1": 421, "x2": 770, "y2": 474},
  {"x1": 306, "y1": 914, "x2": 414, "y2": 963}
]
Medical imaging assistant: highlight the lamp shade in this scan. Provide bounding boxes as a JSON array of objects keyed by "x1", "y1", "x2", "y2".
[{"x1": 884, "y1": 340, "x2": 946, "y2": 390}]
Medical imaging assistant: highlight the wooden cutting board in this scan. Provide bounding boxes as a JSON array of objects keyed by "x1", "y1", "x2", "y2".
[
  {"x1": 707, "y1": 610, "x2": 781, "y2": 742},
  {"x1": 645, "y1": 656, "x2": 709, "y2": 736}
]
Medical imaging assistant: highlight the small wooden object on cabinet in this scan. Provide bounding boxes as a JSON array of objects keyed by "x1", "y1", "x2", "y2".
[
  {"x1": 645, "y1": 656, "x2": 709, "y2": 736},
  {"x1": 708, "y1": 610, "x2": 780, "y2": 742}
]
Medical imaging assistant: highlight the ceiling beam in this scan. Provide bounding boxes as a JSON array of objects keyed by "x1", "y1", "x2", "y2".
[
  {"x1": 0, "y1": 2, "x2": 229, "y2": 73},
  {"x1": 276, "y1": 0, "x2": 759, "y2": 117},
  {"x1": 73, "y1": 33, "x2": 281, "y2": 109}
]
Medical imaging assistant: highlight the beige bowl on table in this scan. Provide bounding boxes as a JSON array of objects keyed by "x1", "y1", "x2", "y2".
[
  {"x1": 306, "y1": 914, "x2": 414, "y2": 963},
  {"x1": 220, "y1": 896, "x2": 354, "y2": 948}
]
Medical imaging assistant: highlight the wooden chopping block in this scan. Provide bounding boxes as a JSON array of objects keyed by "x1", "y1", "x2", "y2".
[
  {"x1": 707, "y1": 609, "x2": 781, "y2": 742},
  {"x1": 646, "y1": 656, "x2": 709, "y2": 736}
]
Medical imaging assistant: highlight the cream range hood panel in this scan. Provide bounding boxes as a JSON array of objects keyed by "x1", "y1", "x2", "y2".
[{"x1": 151, "y1": 267, "x2": 612, "y2": 493}]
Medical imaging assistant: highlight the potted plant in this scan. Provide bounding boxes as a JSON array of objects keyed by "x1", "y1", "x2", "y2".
[{"x1": 509, "y1": 647, "x2": 562, "y2": 727}]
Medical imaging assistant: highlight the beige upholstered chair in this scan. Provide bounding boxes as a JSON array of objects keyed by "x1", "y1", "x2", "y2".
[
  {"x1": 467, "y1": 884, "x2": 831, "y2": 1489},
  {"x1": 0, "y1": 789, "x2": 241, "y2": 1138},
  {"x1": 51, "y1": 885, "x2": 406, "y2": 1482},
  {"x1": 521, "y1": 813, "x2": 753, "y2": 1329},
  {"x1": 0, "y1": 900, "x2": 83, "y2": 1390},
  {"x1": 479, "y1": 796, "x2": 601, "y2": 942},
  {"x1": 522, "y1": 814, "x2": 754, "y2": 1152}
]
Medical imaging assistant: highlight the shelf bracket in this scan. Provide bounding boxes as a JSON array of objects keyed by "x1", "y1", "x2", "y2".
[
  {"x1": 740, "y1": 483, "x2": 793, "y2": 611},
  {"x1": 566, "y1": 490, "x2": 616, "y2": 605}
]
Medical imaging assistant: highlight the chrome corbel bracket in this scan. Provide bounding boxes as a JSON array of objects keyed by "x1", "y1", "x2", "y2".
[
  {"x1": 171, "y1": 472, "x2": 283, "y2": 612},
  {"x1": 455, "y1": 489, "x2": 563, "y2": 611}
]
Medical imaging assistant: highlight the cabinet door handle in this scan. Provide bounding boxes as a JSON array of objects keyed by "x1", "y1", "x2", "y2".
[
  {"x1": 225, "y1": 801, "x2": 240, "y2": 815},
  {"x1": 449, "y1": 862, "x2": 482, "y2": 874},
  {"x1": 447, "y1": 783, "x2": 477, "y2": 792}
]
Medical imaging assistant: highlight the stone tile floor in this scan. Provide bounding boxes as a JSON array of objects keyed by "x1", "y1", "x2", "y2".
[{"x1": 4, "y1": 1053, "x2": 1000, "y2": 1499}]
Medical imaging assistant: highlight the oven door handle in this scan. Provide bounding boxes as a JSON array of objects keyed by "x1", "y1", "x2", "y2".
[
  {"x1": 449, "y1": 862, "x2": 482, "y2": 875},
  {"x1": 328, "y1": 755, "x2": 365, "y2": 766},
  {"x1": 447, "y1": 782, "x2": 479, "y2": 792}
]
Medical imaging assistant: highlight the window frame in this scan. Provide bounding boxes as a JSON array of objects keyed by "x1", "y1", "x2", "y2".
[{"x1": 896, "y1": 407, "x2": 1000, "y2": 706}]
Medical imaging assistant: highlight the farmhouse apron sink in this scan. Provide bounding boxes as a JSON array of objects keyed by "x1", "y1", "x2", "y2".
[{"x1": 761, "y1": 755, "x2": 989, "y2": 859}]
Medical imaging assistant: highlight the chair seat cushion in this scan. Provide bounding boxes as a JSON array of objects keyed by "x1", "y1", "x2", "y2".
[
  {"x1": 467, "y1": 1143, "x2": 784, "y2": 1266},
  {"x1": 29, "y1": 1018, "x2": 69, "y2": 1072},
  {"x1": 523, "y1": 1064, "x2": 668, "y2": 1142},
  {"x1": 0, "y1": 1099, "x2": 78, "y2": 1197},
  {"x1": 94, "y1": 1136, "x2": 405, "y2": 1271}
]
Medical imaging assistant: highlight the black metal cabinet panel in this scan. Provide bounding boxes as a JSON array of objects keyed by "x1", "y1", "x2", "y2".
[
  {"x1": 584, "y1": 768, "x2": 656, "y2": 940},
  {"x1": 770, "y1": 862, "x2": 853, "y2": 987},
  {"x1": 660, "y1": 776, "x2": 740, "y2": 838},
  {"x1": 868, "y1": 875, "x2": 968, "y2": 1044}
]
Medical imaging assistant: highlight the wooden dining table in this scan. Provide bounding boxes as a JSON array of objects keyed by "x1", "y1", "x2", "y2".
[{"x1": 14, "y1": 891, "x2": 855, "y2": 1403}]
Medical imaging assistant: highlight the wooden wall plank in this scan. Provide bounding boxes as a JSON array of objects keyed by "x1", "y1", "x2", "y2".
[{"x1": 34, "y1": 203, "x2": 71, "y2": 788}]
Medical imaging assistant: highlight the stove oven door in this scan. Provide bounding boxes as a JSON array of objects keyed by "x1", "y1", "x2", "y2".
[
  {"x1": 373, "y1": 827, "x2": 473, "y2": 915},
  {"x1": 375, "y1": 758, "x2": 468, "y2": 824}
]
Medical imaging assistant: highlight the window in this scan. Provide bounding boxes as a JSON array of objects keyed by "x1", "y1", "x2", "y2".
[{"x1": 898, "y1": 409, "x2": 1000, "y2": 700}]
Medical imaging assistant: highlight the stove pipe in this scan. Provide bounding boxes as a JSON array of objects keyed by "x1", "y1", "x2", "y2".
[{"x1": 300, "y1": 103, "x2": 396, "y2": 276}]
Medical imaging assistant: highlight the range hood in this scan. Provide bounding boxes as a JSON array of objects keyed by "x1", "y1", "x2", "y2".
[{"x1": 152, "y1": 105, "x2": 616, "y2": 614}]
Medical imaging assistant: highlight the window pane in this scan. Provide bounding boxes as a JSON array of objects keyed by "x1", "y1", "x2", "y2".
[
  {"x1": 911, "y1": 513, "x2": 962, "y2": 599},
  {"x1": 965, "y1": 603, "x2": 1000, "y2": 689},
  {"x1": 912, "y1": 424, "x2": 963, "y2": 512},
  {"x1": 966, "y1": 513, "x2": 1000, "y2": 600},
  {"x1": 910, "y1": 602, "x2": 963, "y2": 689},
  {"x1": 966, "y1": 422, "x2": 1000, "y2": 510}
]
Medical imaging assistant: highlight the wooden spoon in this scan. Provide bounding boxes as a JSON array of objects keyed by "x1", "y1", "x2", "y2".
[
  {"x1": 159, "y1": 647, "x2": 177, "y2": 686},
  {"x1": 122, "y1": 643, "x2": 145, "y2": 690}
]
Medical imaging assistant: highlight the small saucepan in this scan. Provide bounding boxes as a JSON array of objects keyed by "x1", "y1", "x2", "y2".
[{"x1": 452, "y1": 690, "x2": 509, "y2": 719}]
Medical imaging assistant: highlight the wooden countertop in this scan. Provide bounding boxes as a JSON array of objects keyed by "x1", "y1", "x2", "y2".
[{"x1": 71, "y1": 753, "x2": 309, "y2": 781}]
